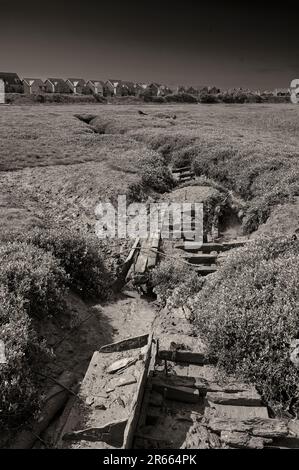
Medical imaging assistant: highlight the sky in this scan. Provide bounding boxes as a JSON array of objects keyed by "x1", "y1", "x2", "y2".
[{"x1": 0, "y1": 0, "x2": 298, "y2": 89}]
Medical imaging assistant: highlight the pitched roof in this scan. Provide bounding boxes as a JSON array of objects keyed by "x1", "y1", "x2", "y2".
[
  {"x1": 23, "y1": 78, "x2": 43, "y2": 85},
  {"x1": 47, "y1": 78, "x2": 66, "y2": 84},
  {"x1": 88, "y1": 80, "x2": 105, "y2": 86},
  {"x1": 67, "y1": 78, "x2": 86, "y2": 85},
  {"x1": 122, "y1": 81, "x2": 135, "y2": 91},
  {"x1": 275, "y1": 88, "x2": 290, "y2": 93},
  {"x1": 107, "y1": 79, "x2": 122, "y2": 86},
  {"x1": 0, "y1": 72, "x2": 21, "y2": 85}
]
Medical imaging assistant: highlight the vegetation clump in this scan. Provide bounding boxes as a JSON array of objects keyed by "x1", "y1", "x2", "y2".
[
  {"x1": 151, "y1": 258, "x2": 203, "y2": 306},
  {"x1": 193, "y1": 236, "x2": 299, "y2": 415},
  {"x1": 0, "y1": 241, "x2": 67, "y2": 319},
  {"x1": 25, "y1": 227, "x2": 112, "y2": 300},
  {"x1": 0, "y1": 286, "x2": 48, "y2": 430}
]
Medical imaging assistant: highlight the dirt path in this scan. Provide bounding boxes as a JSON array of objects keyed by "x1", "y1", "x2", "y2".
[{"x1": 93, "y1": 292, "x2": 157, "y2": 343}]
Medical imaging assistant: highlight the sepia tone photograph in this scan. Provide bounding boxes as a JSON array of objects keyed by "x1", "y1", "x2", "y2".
[{"x1": 0, "y1": 0, "x2": 299, "y2": 456}]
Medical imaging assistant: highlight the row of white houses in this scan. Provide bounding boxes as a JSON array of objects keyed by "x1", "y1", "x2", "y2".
[
  {"x1": 0, "y1": 73, "x2": 175, "y2": 97},
  {"x1": 0, "y1": 72, "x2": 292, "y2": 98}
]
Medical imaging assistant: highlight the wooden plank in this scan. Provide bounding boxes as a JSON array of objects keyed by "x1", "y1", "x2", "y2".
[
  {"x1": 158, "y1": 349, "x2": 207, "y2": 364},
  {"x1": 183, "y1": 254, "x2": 218, "y2": 264},
  {"x1": 207, "y1": 390, "x2": 262, "y2": 407},
  {"x1": 147, "y1": 234, "x2": 160, "y2": 269},
  {"x1": 151, "y1": 375, "x2": 257, "y2": 396},
  {"x1": 123, "y1": 334, "x2": 153, "y2": 449},
  {"x1": 172, "y1": 166, "x2": 192, "y2": 173},
  {"x1": 179, "y1": 171, "x2": 195, "y2": 178},
  {"x1": 100, "y1": 334, "x2": 149, "y2": 353},
  {"x1": 175, "y1": 242, "x2": 203, "y2": 252},
  {"x1": 200, "y1": 243, "x2": 224, "y2": 253},
  {"x1": 134, "y1": 239, "x2": 150, "y2": 273},
  {"x1": 207, "y1": 404, "x2": 269, "y2": 420},
  {"x1": 157, "y1": 335, "x2": 207, "y2": 363},
  {"x1": 151, "y1": 381, "x2": 200, "y2": 404},
  {"x1": 194, "y1": 266, "x2": 217, "y2": 275},
  {"x1": 125, "y1": 238, "x2": 140, "y2": 266},
  {"x1": 113, "y1": 238, "x2": 141, "y2": 289},
  {"x1": 208, "y1": 417, "x2": 288, "y2": 438},
  {"x1": 266, "y1": 436, "x2": 299, "y2": 449}
]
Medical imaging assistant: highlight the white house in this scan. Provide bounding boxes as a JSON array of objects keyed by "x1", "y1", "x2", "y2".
[
  {"x1": 0, "y1": 79, "x2": 4, "y2": 103},
  {"x1": 86, "y1": 80, "x2": 104, "y2": 96},
  {"x1": 65, "y1": 78, "x2": 86, "y2": 94}
]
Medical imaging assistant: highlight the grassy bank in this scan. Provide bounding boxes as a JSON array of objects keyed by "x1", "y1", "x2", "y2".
[{"x1": 193, "y1": 236, "x2": 299, "y2": 416}]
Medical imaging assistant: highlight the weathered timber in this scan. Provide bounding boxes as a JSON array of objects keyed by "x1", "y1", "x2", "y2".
[
  {"x1": 151, "y1": 375, "x2": 255, "y2": 396},
  {"x1": 125, "y1": 238, "x2": 140, "y2": 267},
  {"x1": 123, "y1": 334, "x2": 153, "y2": 449},
  {"x1": 147, "y1": 235, "x2": 160, "y2": 269},
  {"x1": 62, "y1": 420, "x2": 127, "y2": 447},
  {"x1": 206, "y1": 390, "x2": 262, "y2": 407},
  {"x1": 134, "y1": 240, "x2": 150, "y2": 273},
  {"x1": 157, "y1": 334, "x2": 208, "y2": 365},
  {"x1": 151, "y1": 381, "x2": 200, "y2": 404},
  {"x1": 176, "y1": 241, "x2": 250, "y2": 253},
  {"x1": 191, "y1": 242, "x2": 222, "y2": 252},
  {"x1": 100, "y1": 334, "x2": 149, "y2": 353},
  {"x1": 179, "y1": 171, "x2": 195, "y2": 178},
  {"x1": 194, "y1": 266, "x2": 217, "y2": 275},
  {"x1": 220, "y1": 431, "x2": 272, "y2": 449},
  {"x1": 183, "y1": 254, "x2": 218, "y2": 264},
  {"x1": 135, "y1": 386, "x2": 152, "y2": 432},
  {"x1": 180, "y1": 177, "x2": 194, "y2": 184},
  {"x1": 208, "y1": 417, "x2": 288, "y2": 438},
  {"x1": 172, "y1": 166, "x2": 192, "y2": 174},
  {"x1": 159, "y1": 349, "x2": 207, "y2": 364},
  {"x1": 114, "y1": 238, "x2": 140, "y2": 289},
  {"x1": 207, "y1": 404, "x2": 269, "y2": 420},
  {"x1": 266, "y1": 436, "x2": 299, "y2": 449}
]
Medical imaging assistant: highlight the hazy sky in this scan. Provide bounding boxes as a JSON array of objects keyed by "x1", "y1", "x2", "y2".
[{"x1": 0, "y1": 1, "x2": 298, "y2": 89}]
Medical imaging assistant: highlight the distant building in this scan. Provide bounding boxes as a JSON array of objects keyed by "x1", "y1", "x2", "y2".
[
  {"x1": 122, "y1": 81, "x2": 136, "y2": 96},
  {"x1": 0, "y1": 79, "x2": 4, "y2": 103},
  {"x1": 144, "y1": 83, "x2": 160, "y2": 96},
  {"x1": 186, "y1": 86, "x2": 201, "y2": 96},
  {"x1": 132, "y1": 83, "x2": 145, "y2": 96},
  {"x1": 136, "y1": 82, "x2": 172, "y2": 97},
  {"x1": 208, "y1": 86, "x2": 221, "y2": 94},
  {"x1": 273, "y1": 88, "x2": 290, "y2": 97},
  {"x1": 157, "y1": 84, "x2": 173, "y2": 96},
  {"x1": 44, "y1": 78, "x2": 71, "y2": 94},
  {"x1": 66, "y1": 78, "x2": 86, "y2": 94},
  {"x1": 85, "y1": 80, "x2": 104, "y2": 96},
  {"x1": 105, "y1": 80, "x2": 124, "y2": 96},
  {"x1": 0, "y1": 72, "x2": 23, "y2": 93},
  {"x1": 23, "y1": 78, "x2": 45, "y2": 94},
  {"x1": 175, "y1": 85, "x2": 186, "y2": 94}
]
